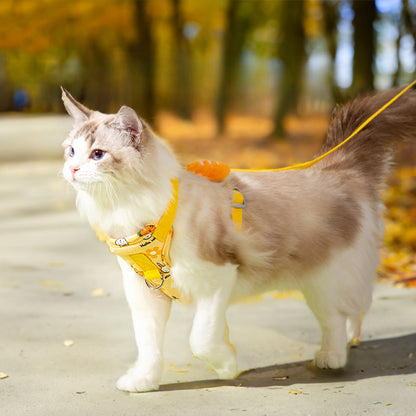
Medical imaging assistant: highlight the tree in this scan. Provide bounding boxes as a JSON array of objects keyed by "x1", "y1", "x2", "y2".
[
  {"x1": 271, "y1": 0, "x2": 306, "y2": 138},
  {"x1": 401, "y1": 0, "x2": 416, "y2": 80},
  {"x1": 216, "y1": 0, "x2": 252, "y2": 135},
  {"x1": 0, "y1": 54, "x2": 12, "y2": 111},
  {"x1": 321, "y1": 0, "x2": 343, "y2": 103},
  {"x1": 350, "y1": 0, "x2": 377, "y2": 95},
  {"x1": 126, "y1": 0, "x2": 157, "y2": 121},
  {"x1": 170, "y1": 0, "x2": 193, "y2": 119}
]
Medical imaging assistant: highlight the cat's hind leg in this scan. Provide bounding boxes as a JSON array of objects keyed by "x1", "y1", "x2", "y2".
[
  {"x1": 299, "y1": 266, "x2": 351, "y2": 370},
  {"x1": 313, "y1": 312, "x2": 349, "y2": 369},
  {"x1": 116, "y1": 258, "x2": 172, "y2": 392},
  {"x1": 186, "y1": 263, "x2": 238, "y2": 379},
  {"x1": 300, "y1": 248, "x2": 374, "y2": 369},
  {"x1": 347, "y1": 314, "x2": 363, "y2": 347}
]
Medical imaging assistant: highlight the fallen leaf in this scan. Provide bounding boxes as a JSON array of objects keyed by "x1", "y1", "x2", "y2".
[
  {"x1": 51, "y1": 201, "x2": 69, "y2": 211},
  {"x1": 39, "y1": 280, "x2": 63, "y2": 287},
  {"x1": 167, "y1": 368, "x2": 189, "y2": 373},
  {"x1": 0, "y1": 372, "x2": 8, "y2": 379},
  {"x1": 272, "y1": 376, "x2": 289, "y2": 380},
  {"x1": 288, "y1": 389, "x2": 304, "y2": 395},
  {"x1": 394, "y1": 273, "x2": 416, "y2": 284},
  {"x1": 91, "y1": 288, "x2": 109, "y2": 297},
  {"x1": 47, "y1": 262, "x2": 64, "y2": 267}
]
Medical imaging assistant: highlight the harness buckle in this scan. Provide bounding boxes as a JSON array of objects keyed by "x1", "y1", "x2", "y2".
[
  {"x1": 145, "y1": 274, "x2": 166, "y2": 290},
  {"x1": 232, "y1": 186, "x2": 246, "y2": 208}
]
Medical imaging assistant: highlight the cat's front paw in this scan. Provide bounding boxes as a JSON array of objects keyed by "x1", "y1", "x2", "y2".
[
  {"x1": 314, "y1": 349, "x2": 347, "y2": 370},
  {"x1": 116, "y1": 368, "x2": 159, "y2": 393}
]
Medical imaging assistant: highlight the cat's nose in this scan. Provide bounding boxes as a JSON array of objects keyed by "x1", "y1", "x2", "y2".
[{"x1": 71, "y1": 167, "x2": 80, "y2": 177}]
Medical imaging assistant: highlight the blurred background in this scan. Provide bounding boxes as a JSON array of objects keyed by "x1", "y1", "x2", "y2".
[
  {"x1": 0, "y1": 0, "x2": 415, "y2": 137},
  {"x1": 0, "y1": 0, "x2": 415, "y2": 286}
]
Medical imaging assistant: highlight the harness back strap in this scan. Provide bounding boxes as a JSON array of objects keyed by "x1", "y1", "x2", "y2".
[{"x1": 232, "y1": 187, "x2": 245, "y2": 232}]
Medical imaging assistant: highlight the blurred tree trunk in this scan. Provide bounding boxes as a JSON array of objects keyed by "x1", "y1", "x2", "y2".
[
  {"x1": 321, "y1": 0, "x2": 343, "y2": 103},
  {"x1": 271, "y1": 0, "x2": 306, "y2": 138},
  {"x1": 0, "y1": 54, "x2": 12, "y2": 111},
  {"x1": 393, "y1": 26, "x2": 403, "y2": 86},
  {"x1": 350, "y1": 0, "x2": 376, "y2": 95},
  {"x1": 128, "y1": 0, "x2": 156, "y2": 121},
  {"x1": 81, "y1": 43, "x2": 112, "y2": 112},
  {"x1": 216, "y1": 0, "x2": 251, "y2": 135},
  {"x1": 402, "y1": 0, "x2": 416, "y2": 77},
  {"x1": 171, "y1": 0, "x2": 193, "y2": 119}
]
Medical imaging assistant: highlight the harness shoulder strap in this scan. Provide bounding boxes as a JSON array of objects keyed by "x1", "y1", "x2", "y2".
[{"x1": 153, "y1": 179, "x2": 179, "y2": 242}]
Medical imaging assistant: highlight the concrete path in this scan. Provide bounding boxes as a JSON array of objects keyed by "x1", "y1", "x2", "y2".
[{"x1": 0, "y1": 116, "x2": 415, "y2": 415}]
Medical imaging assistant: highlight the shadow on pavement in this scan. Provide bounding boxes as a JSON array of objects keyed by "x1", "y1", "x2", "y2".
[{"x1": 158, "y1": 333, "x2": 416, "y2": 392}]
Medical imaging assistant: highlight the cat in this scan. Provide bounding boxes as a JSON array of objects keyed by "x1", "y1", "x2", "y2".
[{"x1": 61, "y1": 86, "x2": 416, "y2": 392}]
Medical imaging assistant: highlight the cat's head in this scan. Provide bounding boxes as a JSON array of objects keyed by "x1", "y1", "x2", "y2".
[{"x1": 61, "y1": 88, "x2": 149, "y2": 194}]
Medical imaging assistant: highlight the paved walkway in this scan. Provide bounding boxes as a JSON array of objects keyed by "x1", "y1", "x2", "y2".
[{"x1": 0, "y1": 116, "x2": 415, "y2": 415}]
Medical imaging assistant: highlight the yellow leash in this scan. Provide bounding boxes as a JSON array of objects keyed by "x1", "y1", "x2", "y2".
[
  {"x1": 228, "y1": 80, "x2": 416, "y2": 232},
  {"x1": 232, "y1": 80, "x2": 416, "y2": 173}
]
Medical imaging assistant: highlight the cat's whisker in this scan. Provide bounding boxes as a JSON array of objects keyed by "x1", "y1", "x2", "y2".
[
  {"x1": 99, "y1": 174, "x2": 120, "y2": 212},
  {"x1": 104, "y1": 178, "x2": 116, "y2": 211}
]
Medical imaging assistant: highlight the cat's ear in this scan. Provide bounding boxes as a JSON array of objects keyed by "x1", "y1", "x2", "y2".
[
  {"x1": 61, "y1": 87, "x2": 92, "y2": 123},
  {"x1": 112, "y1": 105, "x2": 143, "y2": 136}
]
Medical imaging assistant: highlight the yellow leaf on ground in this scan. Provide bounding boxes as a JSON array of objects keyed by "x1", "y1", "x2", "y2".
[
  {"x1": 288, "y1": 389, "x2": 304, "y2": 395},
  {"x1": 39, "y1": 280, "x2": 63, "y2": 287},
  {"x1": 0, "y1": 372, "x2": 9, "y2": 379},
  {"x1": 91, "y1": 288, "x2": 109, "y2": 297},
  {"x1": 167, "y1": 368, "x2": 189, "y2": 373}
]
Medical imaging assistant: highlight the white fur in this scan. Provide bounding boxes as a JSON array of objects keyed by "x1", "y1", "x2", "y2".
[
  {"x1": 170, "y1": 238, "x2": 239, "y2": 379},
  {"x1": 116, "y1": 258, "x2": 172, "y2": 392},
  {"x1": 298, "y1": 201, "x2": 383, "y2": 368}
]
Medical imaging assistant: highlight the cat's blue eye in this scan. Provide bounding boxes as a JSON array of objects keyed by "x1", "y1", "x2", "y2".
[
  {"x1": 91, "y1": 149, "x2": 106, "y2": 161},
  {"x1": 68, "y1": 146, "x2": 74, "y2": 157}
]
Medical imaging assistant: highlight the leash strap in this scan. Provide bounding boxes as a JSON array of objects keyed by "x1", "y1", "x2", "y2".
[{"x1": 232, "y1": 80, "x2": 416, "y2": 173}]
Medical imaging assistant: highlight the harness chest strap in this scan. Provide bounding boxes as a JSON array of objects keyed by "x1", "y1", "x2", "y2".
[
  {"x1": 105, "y1": 179, "x2": 181, "y2": 300},
  {"x1": 100, "y1": 179, "x2": 245, "y2": 301}
]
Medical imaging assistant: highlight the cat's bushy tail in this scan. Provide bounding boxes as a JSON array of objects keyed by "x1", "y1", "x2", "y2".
[{"x1": 318, "y1": 86, "x2": 416, "y2": 192}]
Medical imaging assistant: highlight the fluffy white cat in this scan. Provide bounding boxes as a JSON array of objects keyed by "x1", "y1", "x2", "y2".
[{"x1": 61, "y1": 87, "x2": 416, "y2": 392}]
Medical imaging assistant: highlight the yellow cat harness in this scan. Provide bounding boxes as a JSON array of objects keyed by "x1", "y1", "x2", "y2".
[{"x1": 98, "y1": 178, "x2": 245, "y2": 301}]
